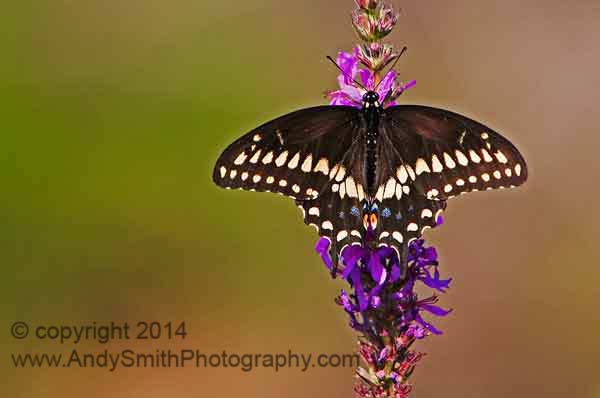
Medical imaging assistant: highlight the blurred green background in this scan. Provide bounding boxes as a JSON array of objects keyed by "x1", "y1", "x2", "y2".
[{"x1": 3, "y1": 1, "x2": 599, "y2": 397}]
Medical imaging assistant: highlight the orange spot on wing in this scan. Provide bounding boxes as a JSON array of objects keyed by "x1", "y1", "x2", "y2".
[{"x1": 369, "y1": 214, "x2": 378, "y2": 229}]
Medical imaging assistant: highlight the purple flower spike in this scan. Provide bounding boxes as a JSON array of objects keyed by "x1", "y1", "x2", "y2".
[{"x1": 317, "y1": 233, "x2": 452, "y2": 397}]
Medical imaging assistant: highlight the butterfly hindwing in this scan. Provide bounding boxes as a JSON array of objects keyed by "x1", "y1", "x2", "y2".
[
  {"x1": 373, "y1": 195, "x2": 446, "y2": 258},
  {"x1": 213, "y1": 106, "x2": 360, "y2": 200},
  {"x1": 368, "y1": 129, "x2": 447, "y2": 262},
  {"x1": 298, "y1": 192, "x2": 365, "y2": 265},
  {"x1": 297, "y1": 137, "x2": 370, "y2": 264},
  {"x1": 379, "y1": 105, "x2": 528, "y2": 201}
]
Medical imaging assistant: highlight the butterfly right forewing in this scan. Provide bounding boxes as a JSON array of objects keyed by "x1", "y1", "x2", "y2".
[{"x1": 380, "y1": 105, "x2": 528, "y2": 201}]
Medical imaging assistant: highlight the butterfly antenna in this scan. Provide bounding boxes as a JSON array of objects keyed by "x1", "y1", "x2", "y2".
[
  {"x1": 374, "y1": 46, "x2": 408, "y2": 93},
  {"x1": 326, "y1": 56, "x2": 367, "y2": 91}
]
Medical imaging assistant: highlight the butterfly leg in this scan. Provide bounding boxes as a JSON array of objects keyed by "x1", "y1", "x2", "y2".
[
  {"x1": 327, "y1": 234, "x2": 340, "y2": 278},
  {"x1": 398, "y1": 243, "x2": 408, "y2": 279}
]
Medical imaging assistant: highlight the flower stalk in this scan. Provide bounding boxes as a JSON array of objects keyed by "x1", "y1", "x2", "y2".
[{"x1": 322, "y1": 2, "x2": 452, "y2": 397}]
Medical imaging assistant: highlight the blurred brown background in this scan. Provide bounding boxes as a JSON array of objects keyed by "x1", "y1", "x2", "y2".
[{"x1": 3, "y1": 1, "x2": 599, "y2": 397}]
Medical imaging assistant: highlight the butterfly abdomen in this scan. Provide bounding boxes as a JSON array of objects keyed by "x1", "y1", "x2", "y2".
[{"x1": 363, "y1": 106, "x2": 382, "y2": 195}]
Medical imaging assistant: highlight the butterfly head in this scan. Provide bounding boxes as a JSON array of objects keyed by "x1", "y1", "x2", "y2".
[{"x1": 362, "y1": 91, "x2": 380, "y2": 108}]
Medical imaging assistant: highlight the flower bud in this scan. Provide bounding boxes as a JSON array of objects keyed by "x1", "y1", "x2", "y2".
[
  {"x1": 357, "y1": 43, "x2": 398, "y2": 71},
  {"x1": 375, "y1": 4, "x2": 398, "y2": 39},
  {"x1": 352, "y1": 9, "x2": 378, "y2": 42},
  {"x1": 352, "y1": 3, "x2": 399, "y2": 42},
  {"x1": 354, "y1": 0, "x2": 379, "y2": 10}
]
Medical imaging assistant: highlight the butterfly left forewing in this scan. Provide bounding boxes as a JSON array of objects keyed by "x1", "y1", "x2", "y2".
[{"x1": 213, "y1": 106, "x2": 360, "y2": 200}]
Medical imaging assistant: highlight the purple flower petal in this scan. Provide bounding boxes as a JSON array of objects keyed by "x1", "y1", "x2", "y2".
[
  {"x1": 315, "y1": 237, "x2": 333, "y2": 270},
  {"x1": 370, "y1": 295, "x2": 381, "y2": 308},
  {"x1": 340, "y1": 245, "x2": 366, "y2": 280},
  {"x1": 368, "y1": 251, "x2": 387, "y2": 285},
  {"x1": 401, "y1": 80, "x2": 417, "y2": 91},
  {"x1": 406, "y1": 324, "x2": 427, "y2": 339},
  {"x1": 337, "y1": 76, "x2": 364, "y2": 103},
  {"x1": 420, "y1": 303, "x2": 452, "y2": 317},
  {"x1": 390, "y1": 264, "x2": 401, "y2": 282},
  {"x1": 377, "y1": 347, "x2": 390, "y2": 364},
  {"x1": 351, "y1": 268, "x2": 368, "y2": 312},
  {"x1": 376, "y1": 70, "x2": 397, "y2": 99},
  {"x1": 368, "y1": 282, "x2": 385, "y2": 303},
  {"x1": 340, "y1": 289, "x2": 355, "y2": 313},
  {"x1": 392, "y1": 291, "x2": 405, "y2": 301},
  {"x1": 336, "y1": 51, "x2": 359, "y2": 85},
  {"x1": 329, "y1": 90, "x2": 361, "y2": 107},
  {"x1": 419, "y1": 275, "x2": 452, "y2": 292},
  {"x1": 376, "y1": 245, "x2": 395, "y2": 258},
  {"x1": 358, "y1": 69, "x2": 374, "y2": 89},
  {"x1": 423, "y1": 247, "x2": 438, "y2": 263},
  {"x1": 419, "y1": 268, "x2": 452, "y2": 292},
  {"x1": 415, "y1": 312, "x2": 443, "y2": 335}
]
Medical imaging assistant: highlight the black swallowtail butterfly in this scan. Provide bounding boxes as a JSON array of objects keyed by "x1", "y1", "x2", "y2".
[{"x1": 213, "y1": 91, "x2": 528, "y2": 266}]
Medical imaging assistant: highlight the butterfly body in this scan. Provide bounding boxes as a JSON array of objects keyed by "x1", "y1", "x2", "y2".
[
  {"x1": 362, "y1": 91, "x2": 382, "y2": 194},
  {"x1": 213, "y1": 92, "x2": 527, "y2": 270}
]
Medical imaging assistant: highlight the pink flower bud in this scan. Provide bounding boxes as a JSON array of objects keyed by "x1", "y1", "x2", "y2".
[
  {"x1": 354, "y1": 0, "x2": 379, "y2": 10},
  {"x1": 352, "y1": 9, "x2": 378, "y2": 42},
  {"x1": 376, "y1": 4, "x2": 398, "y2": 39},
  {"x1": 357, "y1": 43, "x2": 398, "y2": 71},
  {"x1": 352, "y1": 2, "x2": 399, "y2": 42}
]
